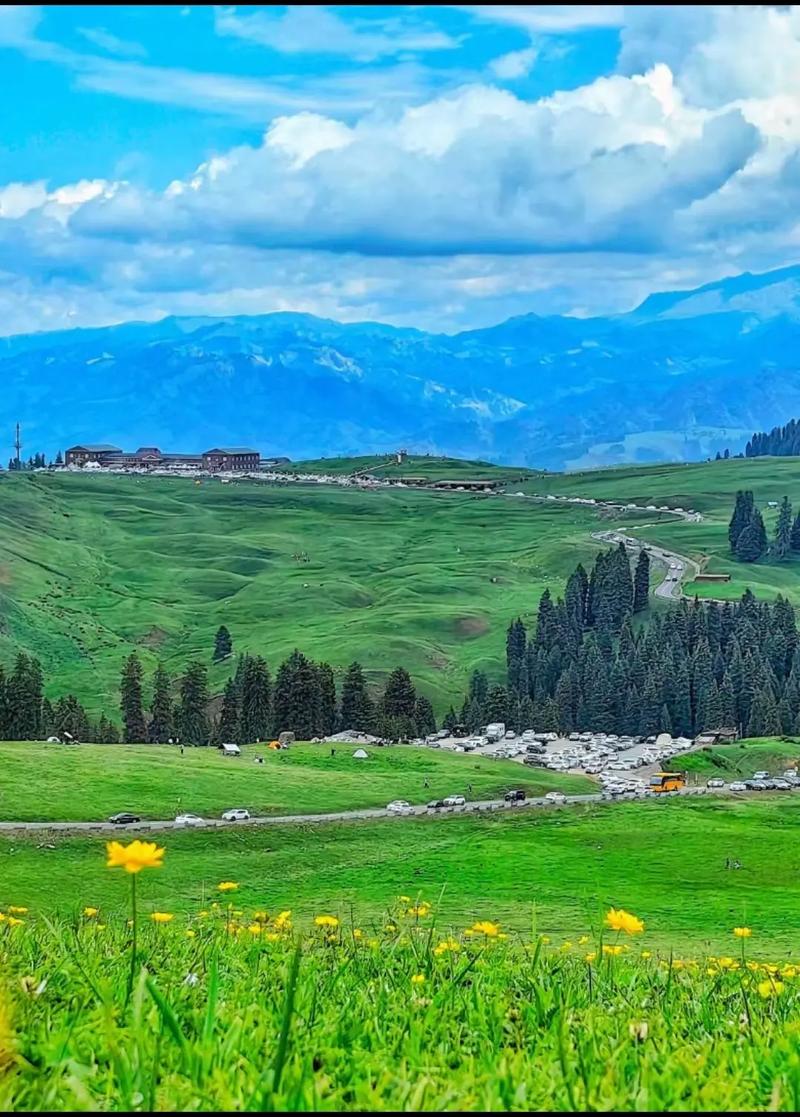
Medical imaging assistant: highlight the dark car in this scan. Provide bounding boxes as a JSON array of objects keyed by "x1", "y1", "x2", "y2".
[
  {"x1": 427, "y1": 798, "x2": 447, "y2": 809},
  {"x1": 108, "y1": 812, "x2": 142, "y2": 825},
  {"x1": 504, "y1": 789, "x2": 526, "y2": 802}
]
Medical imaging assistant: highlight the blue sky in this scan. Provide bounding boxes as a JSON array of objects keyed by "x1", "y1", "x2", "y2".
[{"x1": 1, "y1": 5, "x2": 799, "y2": 334}]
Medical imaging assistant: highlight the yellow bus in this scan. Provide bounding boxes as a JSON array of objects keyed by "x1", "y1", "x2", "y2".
[{"x1": 649, "y1": 771, "x2": 686, "y2": 794}]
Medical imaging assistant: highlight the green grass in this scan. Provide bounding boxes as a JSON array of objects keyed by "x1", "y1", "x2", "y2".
[
  {"x1": 3, "y1": 795, "x2": 800, "y2": 952},
  {"x1": 682, "y1": 737, "x2": 800, "y2": 780},
  {"x1": 280, "y1": 453, "x2": 536, "y2": 481},
  {"x1": 0, "y1": 472, "x2": 600, "y2": 715},
  {"x1": 524, "y1": 456, "x2": 800, "y2": 604},
  {"x1": 0, "y1": 740, "x2": 591, "y2": 822},
  {"x1": 3, "y1": 900, "x2": 800, "y2": 1111}
]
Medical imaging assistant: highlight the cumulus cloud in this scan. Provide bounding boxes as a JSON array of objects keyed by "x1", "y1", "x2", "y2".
[{"x1": 489, "y1": 46, "x2": 538, "y2": 80}]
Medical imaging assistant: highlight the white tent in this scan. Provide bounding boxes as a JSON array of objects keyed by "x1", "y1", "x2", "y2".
[
  {"x1": 221, "y1": 742, "x2": 241, "y2": 756},
  {"x1": 352, "y1": 748, "x2": 369, "y2": 759}
]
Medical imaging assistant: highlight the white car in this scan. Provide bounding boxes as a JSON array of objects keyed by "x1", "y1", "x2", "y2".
[
  {"x1": 544, "y1": 791, "x2": 567, "y2": 804},
  {"x1": 729, "y1": 781, "x2": 747, "y2": 792},
  {"x1": 753, "y1": 771, "x2": 770, "y2": 781},
  {"x1": 443, "y1": 795, "x2": 466, "y2": 806},
  {"x1": 386, "y1": 800, "x2": 415, "y2": 815},
  {"x1": 221, "y1": 808, "x2": 250, "y2": 821},
  {"x1": 174, "y1": 813, "x2": 205, "y2": 828},
  {"x1": 706, "y1": 779, "x2": 725, "y2": 789}
]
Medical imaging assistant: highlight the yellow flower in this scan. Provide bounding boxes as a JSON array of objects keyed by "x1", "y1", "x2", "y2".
[
  {"x1": 717, "y1": 956, "x2": 737, "y2": 970},
  {"x1": 469, "y1": 920, "x2": 501, "y2": 938},
  {"x1": 603, "y1": 944, "x2": 624, "y2": 956},
  {"x1": 253, "y1": 910, "x2": 269, "y2": 923},
  {"x1": 407, "y1": 903, "x2": 432, "y2": 918},
  {"x1": 0, "y1": 914, "x2": 6, "y2": 923},
  {"x1": 264, "y1": 932, "x2": 282, "y2": 942},
  {"x1": 217, "y1": 881, "x2": 238, "y2": 893},
  {"x1": 384, "y1": 923, "x2": 398, "y2": 933},
  {"x1": 6, "y1": 917, "x2": 24, "y2": 927},
  {"x1": 585, "y1": 951, "x2": 597, "y2": 963},
  {"x1": 758, "y1": 979, "x2": 785, "y2": 998},
  {"x1": 434, "y1": 937, "x2": 461, "y2": 957},
  {"x1": 273, "y1": 911, "x2": 292, "y2": 930},
  {"x1": 314, "y1": 915, "x2": 339, "y2": 928},
  {"x1": 411, "y1": 973, "x2": 425, "y2": 985},
  {"x1": 605, "y1": 907, "x2": 645, "y2": 935},
  {"x1": 399, "y1": 895, "x2": 411, "y2": 903},
  {"x1": 199, "y1": 910, "x2": 209, "y2": 918},
  {"x1": 247, "y1": 923, "x2": 263, "y2": 935},
  {"x1": 353, "y1": 928, "x2": 364, "y2": 939},
  {"x1": 641, "y1": 951, "x2": 652, "y2": 960},
  {"x1": 560, "y1": 941, "x2": 573, "y2": 951},
  {"x1": 83, "y1": 907, "x2": 99, "y2": 918},
  {"x1": 733, "y1": 927, "x2": 752, "y2": 938},
  {"x1": 7, "y1": 907, "x2": 27, "y2": 914},
  {"x1": 106, "y1": 840, "x2": 165, "y2": 874},
  {"x1": 96, "y1": 924, "x2": 106, "y2": 930},
  {"x1": 150, "y1": 912, "x2": 173, "y2": 924},
  {"x1": 185, "y1": 929, "x2": 196, "y2": 938}
]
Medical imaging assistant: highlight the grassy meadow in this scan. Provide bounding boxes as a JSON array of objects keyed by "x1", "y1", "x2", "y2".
[
  {"x1": 0, "y1": 741, "x2": 592, "y2": 822},
  {"x1": 0, "y1": 471, "x2": 600, "y2": 716},
  {"x1": 682, "y1": 737, "x2": 800, "y2": 780},
  {"x1": 280, "y1": 453, "x2": 536, "y2": 481},
  {"x1": 525, "y1": 456, "x2": 800, "y2": 604},
  {"x1": 4, "y1": 888, "x2": 800, "y2": 1110}
]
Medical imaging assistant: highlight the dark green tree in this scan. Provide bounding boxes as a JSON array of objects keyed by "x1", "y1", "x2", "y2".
[
  {"x1": 340, "y1": 662, "x2": 374, "y2": 732},
  {"x1": 414, "y1": 694, "x2": 436, "y2": 736},
  {"x1": 381, "y1": 667, "x2": 417, "y2": 721},
  {"x1": 176, "y1": 662, "x2": 210, "y2": 745},
  {"x1": 239, "y1": 656, "x2": 272, "y2": 742},
  {"x1": 774, "y1": 497, "x2": 793, "y2": 560},
  {"x1": 149, "y1": 664, "x2": 173, "y2": 743},
  {"x1": 273, "y1": 650, "x2": 320, "y2": 739},
  {"x1": 633, "y1": 549, "x2": 650, "y2": 612},
  {"x1": 212, "y1": 625, "x2": 233, "y2": 662},
  {"x1": 735, "y1": 510, "x2": 767, "y2": 563},
  {"x1": 316, "y1": 662, "x2": 337, "y2": 736},
  {"x1": 218, "y1": 676, "x2": 241, "y2": 744},
  {"x1": 729, "y1": 490, "x2": 754, "y2": 552}
]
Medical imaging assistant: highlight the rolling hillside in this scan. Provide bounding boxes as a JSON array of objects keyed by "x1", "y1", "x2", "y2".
[{"x1": 0, "y1": 470, "x2": 601, "y2": 715}]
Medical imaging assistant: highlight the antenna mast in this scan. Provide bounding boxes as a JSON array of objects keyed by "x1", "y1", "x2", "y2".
[{"x1": 14, "y1": 422, "x2": 21, "y2": 468}]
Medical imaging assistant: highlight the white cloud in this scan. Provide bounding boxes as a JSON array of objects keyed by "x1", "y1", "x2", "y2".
[
  {"x1": 459, "y1": 5, "x2": 624, "y2": 33},
  {"x1": 214, "y1": 5, "x2": 460, "y2": 61},
  {"x1": 77, "y1": 27, "x2": 147, "y2": 59},
  {"x1": 490, "y1": 46, "x2": 538, "y2": 80}
]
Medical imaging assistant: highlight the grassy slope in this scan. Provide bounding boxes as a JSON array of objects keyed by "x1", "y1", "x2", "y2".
[
  {"x1": 0, "y1": 472, "x2": 600, "y2": 715},
  {"x1": 3, "y1": 795, "x2": 800, "y2": 950},
  {"x1": 526, "y1": 456, "x2": 800, "y2": 604},
  {"x1": 279, "y1": 453, "x2": 537, "y2": 481},
  {"x1": 682, "y1": 736, "x2": 800, "y2": 779},
  {"x1": 0, "y1": 740, "x2": 591, "y2": 821}
]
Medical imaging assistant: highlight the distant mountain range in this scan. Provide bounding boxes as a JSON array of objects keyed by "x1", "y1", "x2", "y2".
[{"x1": 5, "y1": 263, "x2": 800, "y2": 470}]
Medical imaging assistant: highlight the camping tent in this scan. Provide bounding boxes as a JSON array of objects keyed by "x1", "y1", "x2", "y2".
[
  {"x1": 352, "y1": 748, "x2": 369, "y2": 759},
  {"x1": 221, "y1": 742, "x2": 241, "y2": 757}
]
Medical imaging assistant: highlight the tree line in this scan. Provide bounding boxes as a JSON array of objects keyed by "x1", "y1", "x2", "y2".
[
  {"x1": 0, "y1": 653, "x2": 118, "y2": 742},
  {"x1": 728, "y1": 491, "x2": 800, "y2": 563},
  {"x1": 120, "y1": 650, "x2": 437, "y2": 745},
  {"x1": 6, "y1": 451, "x2": 63, "y2": 472},
  {"x1": 444, "y1": 544, "x2": 800, "y2": 739},
  {"x1": 744, "y1": 419, "x2": 800, "y2": 459}
]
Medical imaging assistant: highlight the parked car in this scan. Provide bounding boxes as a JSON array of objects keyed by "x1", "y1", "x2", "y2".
[
  {"x1": 443, "y1": 794, "x2": 466, "y2": 806},
  {"x1": 706, "y1": 778, "x2": 725, "y2": 788},
  {"x1": 772, "y1": 779, "x2": 792, "y2": 790},
  {"x1": 743, "y1": 780, "x2": 768, "y2": 791},
  {"x1": 174, "y1": 813, "x2": 205, "y2": 828},
  {"x1": 504, "y1": 730, "x2": 516, "y2": 739},
  {"x1": 221, "y1": 808, "x2": 250, "y2": 821},
  {"x1": 504, "y1": 789, "x2": 526, "y2": 802},
  {"x1": 427, "y1": 798, "x2": 446, "y2": 809},
  {"x1": 729, "y1": 781, "x2": 748, "y2": 791},
  {"x1": 544, "y1": 791, "x2": 567, "y2": 804},
  {"x1": 108, "y1": 812, "x2": 141, "y2": 825},
  {"x1": 387, "y1": 800, "x2": 414, "y2": 815},
  {"x1": 753, "y1": 771, "x2": 770, "y2": 780}
]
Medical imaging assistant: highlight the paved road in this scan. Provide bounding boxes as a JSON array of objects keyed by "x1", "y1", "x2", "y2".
[
  {"x1": 590, "y1": 528, "x2": 701, "y2": 601},
  {"x1": 0, "y1": 784, "x2": 777, "y2": 836}
]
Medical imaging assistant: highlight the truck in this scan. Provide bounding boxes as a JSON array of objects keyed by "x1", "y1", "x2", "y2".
[{"x1": 483, "y1": 723, "x2": 506, "y2": 743}]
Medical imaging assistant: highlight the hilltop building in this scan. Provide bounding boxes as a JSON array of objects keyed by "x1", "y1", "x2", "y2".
[{"x1": 65, "y1": 444, "x2": 261, "y2": 472}]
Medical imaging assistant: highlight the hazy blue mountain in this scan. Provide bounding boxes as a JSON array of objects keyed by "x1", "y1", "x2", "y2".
[{"x1": 4, "y1": 264, "x2": 800, "y2": 469}]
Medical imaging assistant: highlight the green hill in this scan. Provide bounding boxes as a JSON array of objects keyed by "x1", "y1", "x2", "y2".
[
  {"x1": 525, "y1": 456, "x2": 800, "y2": 604},
  {"x1": 280, "y1": 453, "x2": 536, "y2": 482},
  {"x1": 0, "y1": 471, "x2": 599, "y2": 715}
]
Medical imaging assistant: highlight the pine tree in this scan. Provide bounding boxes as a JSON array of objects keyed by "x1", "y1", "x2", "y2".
[
  {"x1": 97, "y1": 714, "x2": 120, "y2": 743},
  {"x1": 239, "y1": 656, "x2": 272, "y2": 742},
  {"x1": 633, "y1": 549, "x2": 650, "y2": 612},
  {"x1": 414, "y1": 695, "x2": 436, "y2": 736},
  {"x1": 735, "y1": 511, "x2": 767, "y2": 562},
  {"x1": 149, "y1": 664, "x2": 173, "y2": 743},
  {"x1": 442, "y1": 706, "x2": 457, "y2": 732},
  {"x1": 272, "y1": 651, "x2": 320, "y2": 739},
  {"x1": 484, "y1": 685, "x2": 509, "y2": 725},
  {"x1": 381, "y1": 667, "x2": 417, "y2": 720},
  {"x1": 792, "y1": 511, "x2": 800, "y2": 554},
  {"x1": 729, "y1": 491, "x2": 754, "y2": 552},
  {"x1": 212, "y1": 625, "x2": 233, "y2": 662},
  {"x1": 773, "y1": 497, "x2": 793, "y2": 560},
  {"x1": 176, "y1": 662, "x2": 210, "y2": 745},
  {"x1": 217, "y1": 676, "x2": 240, "y2": 743},
  {"x1": 6, "y1": 653, "x2": 43, "y2": 740},
  {"x1": 506, "y1": 619, "x2": 528, "y2": 694},
  {"x1": 120, "y1": 653, "x2": 147, "y2": 743},
  {"x1": 54, "y1": 450, "x2": 63, "y2": 466},
  {"x1": 339, "y1": 662, "x2": 374, "y2": 731},
  {"x1": 316, "y1": 662, "x2": 337, "y2": 736}
]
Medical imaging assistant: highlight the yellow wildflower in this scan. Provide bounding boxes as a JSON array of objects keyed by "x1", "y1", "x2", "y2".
[
  {"x1": 7, "y1": 907, "x2": 27, "y2": 915},
  {"x1": 217, "y1": 881, "x2": 238, "y2": 893},
  {"x1": 758, "y1": 979, "x2": 785, "y2": 998},
  {"x1": 150, "y1": 912, "x2": 173, "y2": 924},
  {"x1": 185, "y1": 930, "x2": 196, "y2": 938},
  {"x1": 717, "y1": 956, "x2": 737, "y2": 970},
  {"x1": 247, "y1": 923, "x2": 263, "y2": 935},
  {"x1": 578, "y1": 935, "x2": 590, "y2": 946},
  {"x1": 273, "y1": 911, "x2": 292, "y2": 930},
  {"x1": 253, "y1": 910, "x2": 269, "y2": 923},
  {"x1": 561, "y1": 941, "x2": 573, "y2": 951},
  {"x1": 411, "y1": 973, "x2": 425, "y2": 985},
  {"x1": 641, "y1": 951, "x2": 652, "y2": 960},
  {"x1": 199, "y1": 910, "x2": 209, "y2": 918},
  {"x1": 353, "y1": 928, "x2": 363, "y2": 939},
  {"x1": 264, "y1": 932, "x2": 282, "y2": 942},
  {"x1": 106, "y1": 840, "x2": 165, "y2": 874},
  {"x1": 83, "y1": 907, "x2": 99, "y2": 918},
  {"x1": 384, "y1": 923, "x2": 398, "y2": 933},
  {"x1": 469, "y1": 921, "x2": 501, "y2": 938},
  {"x1": 314, "y1": 914, "x2": 339, "y2": 928},
  {"x1": 733, "y1": 927, "x2": 752, "y2": 938},
  {"x1": 6, "y1": 918, "x2": 23, "y2": 928},
  {"x1": 585, "y1": 952, "x2": 597, "y2": 963},
  {"x1": 96, "y1": 924, "x2": 106, "y2": 930},
  {"x1": 399, "y1": 895, "x2": 411, "y2": 903},
  {"x1": 434, "y1": 937, "x2": 462, "y2": 956},
  {"x1": 605, "y1": 907, "x2": 645, "y2": 935},
  {"x1": 603, "y1": 944, "x2": 624, "y2": 956}
]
